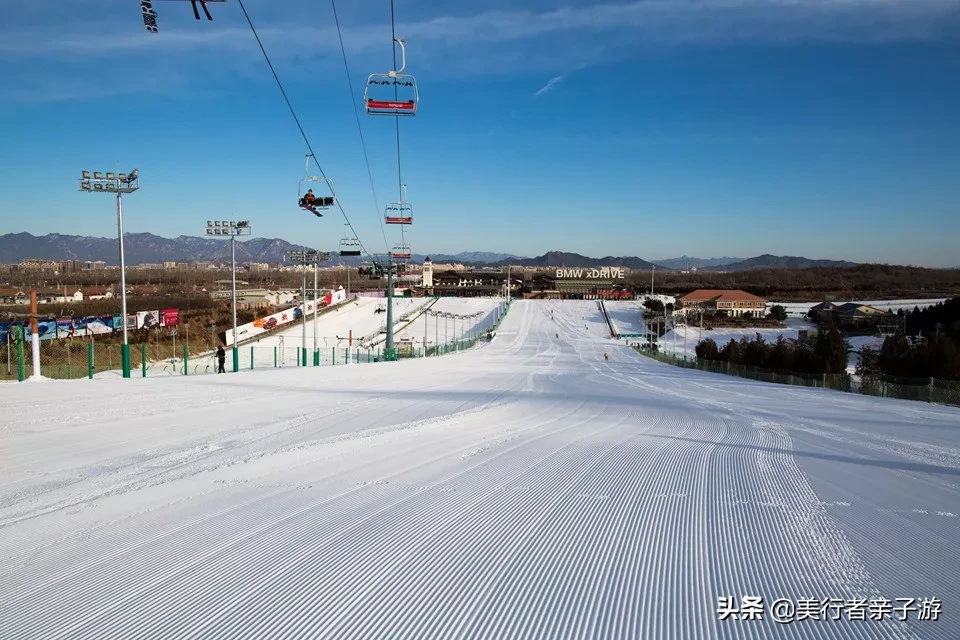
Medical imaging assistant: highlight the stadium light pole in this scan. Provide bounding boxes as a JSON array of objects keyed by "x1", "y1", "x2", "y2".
[
  {"x1": 204, "y1": 219, "x2": 251, "y2": 372},
  {"x1": 385, "y1": 261, "x2": 395, "y2": 360},
  {"x1": 79, "y1": 167, "x2": 139, "y2": 378},
  {"x1": 288, "y1": 249, "x2": 325, "y2": 365}
]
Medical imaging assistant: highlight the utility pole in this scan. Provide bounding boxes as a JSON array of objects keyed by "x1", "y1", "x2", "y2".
[{"x1": 650, "y1": 265, "x2": 655, "y2": 297}]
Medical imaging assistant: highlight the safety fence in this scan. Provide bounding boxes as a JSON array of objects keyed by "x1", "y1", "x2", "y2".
[
  {"x1": 0, "y1": 299, "x2": 515, "y2": 382},
  {"x1": 634, "y1": 347, "x2": 960, "y2": 407}
]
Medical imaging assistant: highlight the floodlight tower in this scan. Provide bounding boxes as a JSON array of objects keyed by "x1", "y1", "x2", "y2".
[
  {"x1": 79, "y1": 167, "x2": 139, "y2": 378},
  {"x1": 288, "y1": 249, "x2": 328, "y2": 364},
  {"x1": 204, "y1": 219, "x2": 252, "y2": 372}
]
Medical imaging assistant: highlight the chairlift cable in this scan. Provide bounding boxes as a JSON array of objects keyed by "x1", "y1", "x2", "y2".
[
  {"x1": 390, "y1": 0, "x2": 404, "y2": 204},
  {"x1": 331, "y1": 0, "x2": 390, "y2": 256},
  {"x1": 235, "y1": 0, "x2": 377, "y2": 262}
]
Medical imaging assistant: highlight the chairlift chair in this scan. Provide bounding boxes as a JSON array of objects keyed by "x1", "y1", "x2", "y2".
[
  {"x1": 391, "y1": 243, "x2": 412, "y2": 261},
  {"x1": 365, "y1": 38, "x2": 418, "y2": 116},
  {"x1": 297, "y1": 154, "x2": 336, "y2": 217},
  {"x1": 339, "y1": 238, "x2": 362, "y2": 257},
  {"x1": 384, "y1": 183, "x2": 413, "y2": 225},
  {"x1": 339, "y1": 224, "x2": 362, "y2": 257}
]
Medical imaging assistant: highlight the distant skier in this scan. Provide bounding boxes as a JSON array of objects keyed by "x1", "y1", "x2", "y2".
[
  {"x1": 603, "y1": 352, "x2": 609, "y2": 361},
  {"x1": 216, "y1": 345, "x2": 225, "y2": 374}
]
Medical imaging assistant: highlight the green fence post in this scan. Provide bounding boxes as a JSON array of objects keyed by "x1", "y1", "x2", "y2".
[
  {"x1": 274, "y1": 346, "x2": 277, "y2": 368},
  {"x1": 296, "y1": 347, "x2": 300, "y2": 367},
  {"x1": 345, "y1": 348, "x2": 349, "y2": 363},
  {"x1": 88, "y1": 342, "x2": 94, "y2": 379},
  {"x1": 232, "y1": 347, "x2": 239, "y2": 373},
  {"x1": 302, "y1": 349, "x2": 307, "y2": 367},
  {"x1": 251, "y1": 346, "x2": 254, "y2": 370},
  {"x1": 332, "y1": 347, "x2": 336, "y2": 365},
  {"x1": 314, "y1": 349, "x2": 319, "y2": 367},
  {"x1": 183, "y1": 345, "x2": 189, "y2": 375},
  {"x1": 17, "y1": 337, "x2": 25, "y2": 382},
  {"x1": 141, "y1": 343, "x2": 147, "y2": 377},
  {"x1": 121, "y1": 344, "x2": 131, "y2": 379},
  {"x1": 367, "y1": 348, "x2": 370, "y2": 363}
]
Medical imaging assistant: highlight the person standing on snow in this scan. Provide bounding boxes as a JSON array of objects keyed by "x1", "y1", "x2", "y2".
[{"x1": 216, "y1": 345, "x2": 226, "y2": 374}]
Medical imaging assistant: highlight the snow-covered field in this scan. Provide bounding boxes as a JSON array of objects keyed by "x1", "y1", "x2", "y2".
[
  {"x1": 3, "y1": 300, "x2": 959, "y2": 638},
  {"x1": 604, "y1": 300, "x2": 646, "y2": 336}
]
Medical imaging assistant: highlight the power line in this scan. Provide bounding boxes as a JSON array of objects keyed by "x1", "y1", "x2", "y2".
[
  {"x1": 235, "y1": 0, "x2": 378, "y2": 264},
  {"x1": 331, "y1": 0, "x2": 390, "y2": 256}
]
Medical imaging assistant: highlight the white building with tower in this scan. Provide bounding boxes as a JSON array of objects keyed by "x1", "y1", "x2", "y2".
[{"x1": 422, "y1": 256, "x2": 433, "y2": 289}]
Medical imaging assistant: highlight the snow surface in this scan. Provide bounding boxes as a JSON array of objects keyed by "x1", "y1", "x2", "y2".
[
  {"x1": 604, "y1": 300, "x2": 646, "y2": 336},
  {"x1": 393, "y1": 297, "x2": 504, "y2": 346},
  {"x1": 2, "y1": 300, "x2": 960, "y2": 638}
]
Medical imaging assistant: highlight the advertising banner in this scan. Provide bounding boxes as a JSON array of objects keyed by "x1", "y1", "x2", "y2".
[
  {"x1": 126, "y1": 315, "x2": 138, "y2": 331},
  {"x1": 225, "y1": 288, "x2": 349, "y2": 346},
  {"x1": 24, "y1": 320, "x2": 58, "y2": 341},
  {"x1": 0, "y1": 322, "x2": 9, "y2": 343},
  {"x1": 85, "y1": 316, "x2": 115, "y2": 335},
  {"x1": 159, "y1": 308, "x2": 180, "y2": 327},
  {"x1": 57, "y1": 317, "x2": 75, "y2": 339},
  {"x1": 137, "y1": 310, "x2": 160, "y2": 330}
]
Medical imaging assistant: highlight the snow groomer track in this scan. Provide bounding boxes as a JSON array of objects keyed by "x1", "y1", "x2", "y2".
[{"x1": 2, "y1": 300, "x2": 958, "y2": 639}]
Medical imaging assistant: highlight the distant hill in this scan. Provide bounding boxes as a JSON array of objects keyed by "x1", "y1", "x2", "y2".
[
  {"x1": 425, "y1": 252, "x2": 525, "y2": 263},
  {"x1": 485, "y1": 251, "x2": 660, "y2": 270},
  {"x1": 703, "y1": 254, "x2": 859, "y2": 271},
  {"x1": 654, "y1": 256, "x2": 746, "y2": 270},
  {"x1": 0, "y1": 232, "x2": 315, "y2": 266}
]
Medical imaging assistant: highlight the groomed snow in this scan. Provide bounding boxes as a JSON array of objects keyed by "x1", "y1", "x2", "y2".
[
  {"x1": 2, "y1": 300, "x2": 959, "y2": 638},
  {"x1": 604, "y1": 300, "x2": 646, "y2": 337}
]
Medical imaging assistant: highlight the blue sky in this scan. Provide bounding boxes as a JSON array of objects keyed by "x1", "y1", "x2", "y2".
[{"x1": 1, "y1": 0, "x2": 959, "y2": 266}]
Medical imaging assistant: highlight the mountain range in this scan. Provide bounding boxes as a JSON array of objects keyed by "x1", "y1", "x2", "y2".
[
  {"x1": 650, "y1": 256, "x2": 746, "y2": 270},
  {"x1": 0, "y1": 232, "x2": 859, "y2": 272}
]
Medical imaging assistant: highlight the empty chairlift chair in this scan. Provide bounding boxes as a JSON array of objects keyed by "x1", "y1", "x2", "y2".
[
  {"x1": 339, "y1": 226, "x2": 362, "y2": 257},
  {"x1": 384, "y1": 183, "x2": 413, "y2": 225},
  {"x1": 365, "y1": 38, "x2": 418, "y2": 116},
  {"x1": 391, "y1": 243, "x2": 412, "y2": 261}
]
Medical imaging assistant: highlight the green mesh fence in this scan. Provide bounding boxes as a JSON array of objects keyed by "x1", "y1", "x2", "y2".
[
  {"x1": 634, "y1": 347, "x2": 960, "y2": 407},
  {"x1": 1, "y1": 299, "x2": 515, "y2": 383}
]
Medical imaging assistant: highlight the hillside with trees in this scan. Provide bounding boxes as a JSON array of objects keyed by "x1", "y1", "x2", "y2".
[{"x1": 633, "y1": 264, "x2": 960, "y2": 300}]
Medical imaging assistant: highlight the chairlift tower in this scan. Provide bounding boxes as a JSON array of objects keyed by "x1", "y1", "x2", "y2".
[
  {"x1": 204, "y1": 218, "x2": 252, "y2": 372},
  {"x1": 79, "y1": 166, "x2": 139, "y2": 378}
]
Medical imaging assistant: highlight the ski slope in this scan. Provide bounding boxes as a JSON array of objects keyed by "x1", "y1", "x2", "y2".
[
  {"x1": 2, "y1": 300, "x2": 959, "y2": 639},
  {"x1": 604, "y1": 300, "x2": 646, "y2": 336},
  {"x1": 393, "y1": 297, "x2": 504, "y2": 346}
]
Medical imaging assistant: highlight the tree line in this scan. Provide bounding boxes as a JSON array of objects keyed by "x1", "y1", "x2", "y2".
[{"x1": 695, "y1": 331, "x2": 849, "y2": 376}]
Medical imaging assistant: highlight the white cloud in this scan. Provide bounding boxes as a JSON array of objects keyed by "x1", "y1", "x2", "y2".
[
  {"x1": 535, "y1": 75, "x2": 567, "y2": 97},
  {"x1": 3, "y1": 1, "x2": 958, "y2": 59}
]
